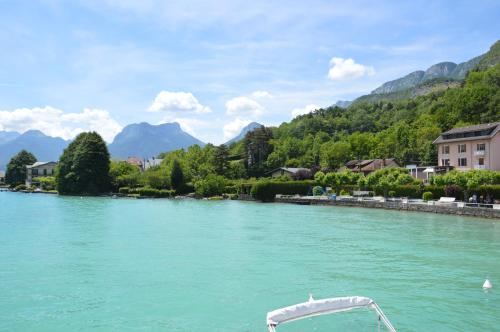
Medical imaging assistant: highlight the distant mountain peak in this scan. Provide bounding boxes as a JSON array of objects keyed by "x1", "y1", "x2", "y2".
[
  {"x1": 0, "y1": 130, "x2": 69, "y2": 170},
  {"x1": 225, "y1": 122, "x2": 263, "y2": 145},
  {"x1": 108, "y1": 121, "x2": 204, "y2": 159}
]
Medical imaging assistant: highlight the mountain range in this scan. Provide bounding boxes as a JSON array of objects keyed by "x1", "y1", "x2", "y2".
[
  {"x1": 350, "y1": 40, "x2": 499, "y2": 105},
  {"x1": 1, "y1": 41, "x2": 498, "y2": 170},
  {"x1": 108, "y1": 122, "x2": 205, "y2": 159},
  {"x1": 0, "y1": 121, "x2": 262, "y2": 169},
  {"x1": 0, "y1": 130, "x2": 69, "y2": 170}
]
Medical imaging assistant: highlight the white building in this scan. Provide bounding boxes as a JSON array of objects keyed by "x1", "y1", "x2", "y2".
[{"x1": 26, "y1": 161, "x2": 57, "y2": 187}]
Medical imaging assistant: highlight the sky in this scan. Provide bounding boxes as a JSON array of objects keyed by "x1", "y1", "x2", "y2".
[{"x1": 0, "y1": 0, "x2": 498, "y2": 144}]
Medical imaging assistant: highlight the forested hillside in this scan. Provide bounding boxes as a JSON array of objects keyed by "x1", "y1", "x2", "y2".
[
  {"x1": 262, "y1": 64, "x2": 499, "y2": 172},
  {"x1": 148, "y1": 43, "x2": 500, "y2": 183}
]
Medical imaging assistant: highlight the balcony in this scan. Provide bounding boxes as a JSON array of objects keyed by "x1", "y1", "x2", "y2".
[{"x1": 474, "y1": 150, "x2": 486, "y2": 156}]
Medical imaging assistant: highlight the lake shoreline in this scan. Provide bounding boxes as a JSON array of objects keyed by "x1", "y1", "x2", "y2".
[
  {"x1": 267, "y1": 195, "x2": 500, "y2": 219},
  {"x1": 5, "y1": 189, "x2": 500, "y2": 219}
]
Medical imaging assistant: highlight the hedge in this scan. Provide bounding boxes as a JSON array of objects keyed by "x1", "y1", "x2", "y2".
[
  {"x1": 129, "y1": 187, "x2": 175, "y2": 198},
  {"x1": 371, "y1": 185, "x2": 446, "y2": 199},
  {"x1": 250, "y1": 180, "x2": 317, "y2": 202},
  {"x1": 423, "y1": 185, "x2": 445, "y2": 200},
  {"x1": 477, "y1": 185, "x2": 500, "y2": 199},
  {"x1": 119, "y1": 187, "x2": 130, "y2": 194},
  {"x1": 176, "y1": 183, "x2": 194, "y2": 195},
  {"x1": 392, "y1": 185, "x2": 421, "y2": 198}
]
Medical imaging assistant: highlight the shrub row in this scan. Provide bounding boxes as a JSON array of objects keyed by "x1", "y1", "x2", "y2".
[
  {"x1": 477, "y1": 185, "x2": 500, "y2": 199},
  {"x1": 250, "y1": 180, "x2": 317, "y2": 202},
  {"x1": 372, "y1": 185, "x2": 445, "y2": 199},
  {"x1": 119, "y1": 186, "x2": 175, "y2": 198}
]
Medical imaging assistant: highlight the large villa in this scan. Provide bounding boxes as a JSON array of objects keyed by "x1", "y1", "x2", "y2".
[{"x1": 433, "y1": 122, "x2": 500, "y2": 171}]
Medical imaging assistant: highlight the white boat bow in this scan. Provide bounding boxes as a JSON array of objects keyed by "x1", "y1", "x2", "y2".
[{"x1": 266, "y1": 295, "x2": 396, "y2": 331}]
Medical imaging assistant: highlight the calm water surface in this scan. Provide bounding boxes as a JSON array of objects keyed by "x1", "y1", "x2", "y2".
[{"x1": 0, "y1": 192, "x2": 499, "y2": 331}]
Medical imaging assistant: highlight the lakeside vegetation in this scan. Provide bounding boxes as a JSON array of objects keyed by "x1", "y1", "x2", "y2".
[{"x1": 3, "y1": 61, "x2": 500, "y2": 202}]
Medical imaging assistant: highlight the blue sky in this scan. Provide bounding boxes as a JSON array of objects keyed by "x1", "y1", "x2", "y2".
[{"x1": 0, "y1": 0, "x2": 498, "y2": 144}]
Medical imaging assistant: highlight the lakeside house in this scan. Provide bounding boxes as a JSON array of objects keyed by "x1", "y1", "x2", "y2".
[
  {"x1": 267, "y1": 167, "x2": 310, "y2": 178},
  {"x1": 25, "y1": 161, "x2": 57, "y2": 187},
  {"x1": 344, "y1": 159, "x2": 400, "y2": 175},
  {"x1": 125, "y1": 156, "x2": 163, "y2": 171},
  {"x1": 143, "y1": 157, "x2": 163, "y2": 171},
  {"x1": 126, "y1": 156, "x2": 143, "y2": 169},
  {"x1": 433, "y1": 122, "x2": 500, "y2": 171},
  {"x1": 0, "y1": 170, "x2": 5, "y2": 184}
]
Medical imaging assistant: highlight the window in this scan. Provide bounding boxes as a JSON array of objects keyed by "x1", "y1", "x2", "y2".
[
  {"x1": 478, "y1": 158, "x2": 484, "y2": 166},
  {"x1": 32, "y1": 169, "x2": 38, "y2": 176},
  {"x1": 441, "y1": 159, "x2": 450, "y2": 166},
  {"x1": 458, "y1": 158, "x2": 467, "y2": 167},
  {"x1": 43, "y1": 169, "x2": 47, "y2": 176},
  {"x1": 477, "y1": 143, "x2": 485, "y2": 151},
  {"x1": 458, "y1": 144, "x2": 467, "y2": 153},
  {"x1": 442, "y1": 145, "x2": 450, "y2": 154}
]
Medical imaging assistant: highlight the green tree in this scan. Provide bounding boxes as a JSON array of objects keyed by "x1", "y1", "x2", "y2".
[
  {"x1": 5, "y1": 150, "x2": 37, "y2": 186},
  {"x1": 170, "y1": 159, "x2": 184, "y2": 191},
  {"x1": 194, "y1": 174, "x2": 226, "y2": 197},
  {"x1": 56, "y1": 132, "x2": 111, "y2": 195},
  {"x1": 109, "y1": 161, "x2": 141, "y2": 190},
  {"x1": 226, "y1": 160, "x2": 247, "y2": 179},
  {"x1": 214, "y1": 144, "x2": 230, "y2": 175},
  {"x1": 244, "y1": 126, "x2": 273, "y2": 177},
  {"x1": 320, "y1": 141, "x2": 351, "y2": 170}
]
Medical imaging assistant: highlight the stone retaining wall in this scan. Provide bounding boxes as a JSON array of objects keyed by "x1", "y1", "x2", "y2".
[{"x1": 272, "y1": 197, "x2": 500, "y2": 219}]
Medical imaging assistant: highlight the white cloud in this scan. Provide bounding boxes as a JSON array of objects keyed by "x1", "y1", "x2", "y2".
[
  {"x1": 251, "y1": 90, "x2": 273, "y2": 99},
  {"x1": 328, "y1": 57, "x2": 375, "y2": 80},
  {"x1": 225, "y1": 96, "x2": 264, "y2": 117},
  {"x1": 291, "y1": 104, "x2": 321, "y2": 117},
  {"x1": 148, "y1": 91, "x2": 211, "y2": 114},
  {"x1": 0, "y1": 106, "x2": 122, "y2": 142},
  {"x1": 223, "y1": 118, "x2": 251, "y2": 140}
]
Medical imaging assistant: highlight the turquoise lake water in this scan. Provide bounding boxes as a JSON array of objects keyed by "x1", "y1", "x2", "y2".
[{"x1": 0, "y1": 192, "x2": 499, "y2": 331}]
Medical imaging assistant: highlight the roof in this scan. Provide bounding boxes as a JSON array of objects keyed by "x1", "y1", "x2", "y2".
[
  {"x1": 267, "y1": 167, "x2": 310, "y2": 175},
  {"x1": 443, "y1": 122, "x2": 500, "y2": 134},
  {"x1": 433, "y1": 122, "x2": 500, "y2": 144},
  {"x1": 26, "y1": 161, "x2": 57, "y2": 169},
  {"x1": 126, "y1": 157, "x2": 143, "y2": 166},
  {"x1": 345, "y1": 159, "x2": 399, "y2": 172}
]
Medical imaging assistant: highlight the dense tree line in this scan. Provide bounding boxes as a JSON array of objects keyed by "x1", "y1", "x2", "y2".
[{"x1": 145, "y1": 64, "x2": 500, "y2": 184}]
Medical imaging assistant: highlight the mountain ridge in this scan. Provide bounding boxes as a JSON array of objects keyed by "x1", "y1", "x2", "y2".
[
  {"x1": 225, "y1": 122, "x2": 263, "y2": 145},
  {"x1": 0, "y1": 130, "x2": 69, "y2": 170},
  {"x1": 349, "y1": 40, "x2": 499, "y2": 106},
  {"x1": 108, "y1": 122, "x2": 205, "y2": 159}
]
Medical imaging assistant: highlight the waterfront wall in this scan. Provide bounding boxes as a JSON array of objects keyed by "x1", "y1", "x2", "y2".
[{"x1": 268, "y1": 197, "x2": 500, "y2": 219}]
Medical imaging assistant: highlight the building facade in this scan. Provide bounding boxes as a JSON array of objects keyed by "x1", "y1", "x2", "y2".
[
  {"x1": 26, "y1": 161, "x2": 58, "y2": 187},
  {"x1": 433, "y1": 122, "x2": 500, "y2": 171}
]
